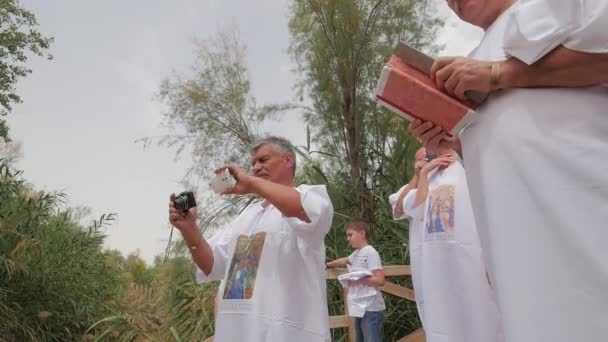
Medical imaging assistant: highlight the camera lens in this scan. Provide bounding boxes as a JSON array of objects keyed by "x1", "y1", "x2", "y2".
[{"x1": 174, "y1": 191, "x2": 196, "y2": 211}]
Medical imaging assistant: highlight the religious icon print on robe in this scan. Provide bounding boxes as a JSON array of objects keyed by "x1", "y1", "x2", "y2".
[
  {"x1": 223, "y1": 232, "x2": 267, "y2": 300},
  {"x1": 425, "y1": 185, "x2": 455, "y2": 240}
]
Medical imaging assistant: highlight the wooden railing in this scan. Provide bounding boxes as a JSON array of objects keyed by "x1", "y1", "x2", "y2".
[
  {"x1": 326, "y1": 265, "x2": 425, "y2": 342},
  {"x1": 204, "y1": 265, "x2": 425, "y2": 342}
]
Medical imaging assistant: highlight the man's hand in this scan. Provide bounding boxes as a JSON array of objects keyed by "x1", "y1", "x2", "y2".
[
  {"x1": 215, "y1": 165, "x2": 254, "y2": 195},
  {"x1": 431, "y1": 56, "x2": 495, "y2": 100},
  {"x1": 169, "y1": 193, "x2": 197, "y2": 232},
  {"x1": 420, "y1": 155, "x2": 454, "y2": 175},
  {"x1": 407, "y1": 119, "x2": 460, "y2": 152}
]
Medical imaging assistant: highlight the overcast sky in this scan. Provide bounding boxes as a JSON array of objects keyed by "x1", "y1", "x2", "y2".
[{"x1": 8, "y1": 0, "x2": 483, "y2": 263}]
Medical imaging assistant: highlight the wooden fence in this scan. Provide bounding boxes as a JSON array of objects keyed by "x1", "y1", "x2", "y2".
[
  {"x1": 326, "y1": 265, "x2": 425, "y2": 342},
  {"x1": 204, "y1": 265, "x2": 425, "y2": 342}
]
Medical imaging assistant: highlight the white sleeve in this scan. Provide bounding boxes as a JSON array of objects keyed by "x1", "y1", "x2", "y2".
[
  {"x1": 503, "y1": 0, "x2": 608, "y2": 65},
  {"x1": 284, "y1": 185, "x2": 334, "y2": 240},
  {"x1": 403, "y1": 189, "x2": 425, "y2": 221},
  {"x1": 563, "y1": 0, "x2": 608, "y2": 54},
  {"x1": 389, "y1": 185, "x2": 408, "y2": 220},
  {"x1": 390, "y1": 187, "x2": 424, "y2": 221},
  {"x1": 195, "y1": 226, "x2": 233, "y2": 283},
  {"x1": 347, "y1": 250, "x2": 355, "y2": 265},
  {"x1": 366, "y1": 247, "x2": 383, "y2": 271}
]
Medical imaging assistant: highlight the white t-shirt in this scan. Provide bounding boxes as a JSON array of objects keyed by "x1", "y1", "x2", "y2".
[
  {"x1": 391, "y1": 161, "x2": 503, "y2": 342},
  {"x1": 347, "y1": 245, "x2": 386, "y2": 312},
  {"x1": 196, "y1": 185, "x2": 334, "y2": 342},
  {"x1": 460, "y1": 2, "x2": 608, "y2": 341}
]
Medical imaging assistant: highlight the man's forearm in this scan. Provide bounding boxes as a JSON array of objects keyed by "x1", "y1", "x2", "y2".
[
  {"x1": 413, "y1": 172, "x2": 429, "y2": 208},
  {"x1": 502, "y1": 47, "x2": 608, "y2": 89},
  {"x1": 181, "y1": 227, "x2": 214, "y2": 275},
  {"x1": 250, "y1": 177, "x2": 310, "y2": 222},
  {"x1": 394, "y1": 181, "x2": 416, "y2": 218}
]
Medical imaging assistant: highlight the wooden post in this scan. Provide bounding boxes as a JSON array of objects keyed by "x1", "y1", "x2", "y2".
[
  {"x1": 205, "y1": 265, "x2": 424, "y2": 342},
  {"x1": 343, "y1": 287, "x2": 356, "y2": 342}
]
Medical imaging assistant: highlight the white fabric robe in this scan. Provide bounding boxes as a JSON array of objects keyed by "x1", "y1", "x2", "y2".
[
  {"x1": 196, "y1": 185, "x2": 333, "y2": 342},
  {"x1": 390, "y1": 161, "x2": 502, "y2": 342},
  {"x1": 461, "y1": 2, "x2": 608, "y2": 341}
]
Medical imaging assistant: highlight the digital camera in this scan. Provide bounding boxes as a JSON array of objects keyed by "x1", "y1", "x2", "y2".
[{"x1": 174, "y1": 191, "x2": 197, "y2": 211}]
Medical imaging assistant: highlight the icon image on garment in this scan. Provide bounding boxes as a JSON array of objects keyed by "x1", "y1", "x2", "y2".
[
  {"x1": 223, "y1": 232, "x2": 266, "y2": 300},
  {"x1": 425, "y1": 185, "x2": 455, "y2": 239}
]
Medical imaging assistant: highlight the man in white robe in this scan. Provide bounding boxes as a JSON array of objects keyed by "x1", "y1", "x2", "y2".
[
  {"x1": 169, "y1": 136, "x2": 333, "y2": 342},
  {"x1": 408, "y1": 1, "x2": 608, "y2": 341}
]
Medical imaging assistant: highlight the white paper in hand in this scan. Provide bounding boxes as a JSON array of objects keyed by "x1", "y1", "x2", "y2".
[
  {"x1": 338, "y1": 270, "x2": 378, "y2": 298},
  {"x1": 338, "y1": 270, "x2": 378, "y2": 317},
  {"x1": 210, "y1": 169, "x2": 236, "y2": 194},
  {"x1": 338, "y1": 270, "x2": 373, "y2": 287}
]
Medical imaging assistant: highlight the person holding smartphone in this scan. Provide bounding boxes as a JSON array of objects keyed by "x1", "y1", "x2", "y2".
[{"x1": 390, "y1": 146, "x2": 502, "y2": 342}]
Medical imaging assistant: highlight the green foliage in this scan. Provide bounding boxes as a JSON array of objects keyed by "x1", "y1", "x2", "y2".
[
  {"x1": 153, "y1": 28, "x2": 294, "y2": 233},
  {"x1": 0, "y1": 161, "x2": 120, "y2": 341},
  {"x1": 289, "y1": 0, "x2": 443, "y2": 339},
  {"x1": 0, "y1": 1, "x2": 445, "y2": 341},
  {"x1": 156, "y1": 29, "x2": 294, "y2": 172},
  {"x1": 0, "y1": 0, "x2": 53, "y2": 141},
  {"x1": 289, "y1": 0, "x2": 442, "y2": 219},
  {"x1": 90, "y1": 243, "x2": 218, "y2": 341}
]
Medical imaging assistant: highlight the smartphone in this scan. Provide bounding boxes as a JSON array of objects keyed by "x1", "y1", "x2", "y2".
[{"x1": 210, "y1": 169, "x2": 236, "y2": 194}]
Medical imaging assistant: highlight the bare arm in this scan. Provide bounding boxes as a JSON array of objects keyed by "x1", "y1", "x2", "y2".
[
  {"x1": 413, "y1": 156, "x2": 454, "y2": 208},
  {"x1": 179, "y1": 225, "x2": 214, "y2": 275},
  {"x1": 326, "y1": 257, "x2": 350, "y2": 268},
  {"x1": 249, "y1": 177, "x2": 310, "y2": 222},
  {"x1": 413, "y1": 170, "x2": 430, "y2": 209},
  {"x1": 222, "y1": 165, "x2": 310, "y2": 222},
  {"x1": 502, "y1": 47, "x2": 608, "y2": 89},
  {"x1": 169, "y1": 194, "x2": 215, "y2": 275},
  {"x1": 356, "y1": 269, "x2": 386, "y2": 287}
]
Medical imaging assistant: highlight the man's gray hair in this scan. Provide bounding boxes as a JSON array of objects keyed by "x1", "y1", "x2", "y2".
[{"x1": 250, "y1": 136, "x2": 297, "y2": 175}]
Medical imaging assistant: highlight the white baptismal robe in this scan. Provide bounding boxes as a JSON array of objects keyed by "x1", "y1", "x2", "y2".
[{"x1": 461, "y1": 2, "x2": 608, "y2": 341}]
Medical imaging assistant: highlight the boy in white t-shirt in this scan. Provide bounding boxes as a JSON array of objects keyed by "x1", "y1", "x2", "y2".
[{"x1": 326, "y1": 219, "x2": 386, "y2": 342}]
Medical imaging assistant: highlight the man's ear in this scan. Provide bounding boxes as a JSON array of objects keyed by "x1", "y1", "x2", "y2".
[{"x1": 284, "y1": 153, "x2": 294, "y2": 169}]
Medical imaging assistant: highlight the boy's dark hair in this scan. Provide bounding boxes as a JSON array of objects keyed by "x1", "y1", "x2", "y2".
[{"x1": 344, "y1": 218, "x2": 371, "y2": 241}]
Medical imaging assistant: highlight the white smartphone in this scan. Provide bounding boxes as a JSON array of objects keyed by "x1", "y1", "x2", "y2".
[{"x1": 210, "y1": 169, "x2": 236, "y2": 194}]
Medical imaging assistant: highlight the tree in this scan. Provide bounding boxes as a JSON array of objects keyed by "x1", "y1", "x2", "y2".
[
  {"x1": 0, "y1": 139, "x2": 21, "y2": 164},
  {"x1": 289, "y1": 0, "x2": 442, "y2": 220},
  {"x1": 155, "y1": 28, "x2": 294, "y2": 233},
  {"x1": 93, "y1": 28, "x2": 293, "y2": 341},
  {"x1": 289, "y1": 1, "x2": 444, "y2": 339},
  {"x1": 124, "y1": 251, "x2": 154, "y2": 286},
  {"x1": 0, "y1": 0, "x2": 53, "y2": 141}
]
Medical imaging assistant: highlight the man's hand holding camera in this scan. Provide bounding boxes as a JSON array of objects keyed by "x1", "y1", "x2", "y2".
[{"x1": 168, "y1": 193, "x2": 197, "y2": 233}]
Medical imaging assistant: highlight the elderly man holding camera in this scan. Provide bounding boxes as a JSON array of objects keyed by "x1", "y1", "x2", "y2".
[
  {"x1": 408, "y1": 1, "x2": 608, "y2": 341},
  {"x1": 169, "y1": 136, "x2": 333, "y2": 342}
]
